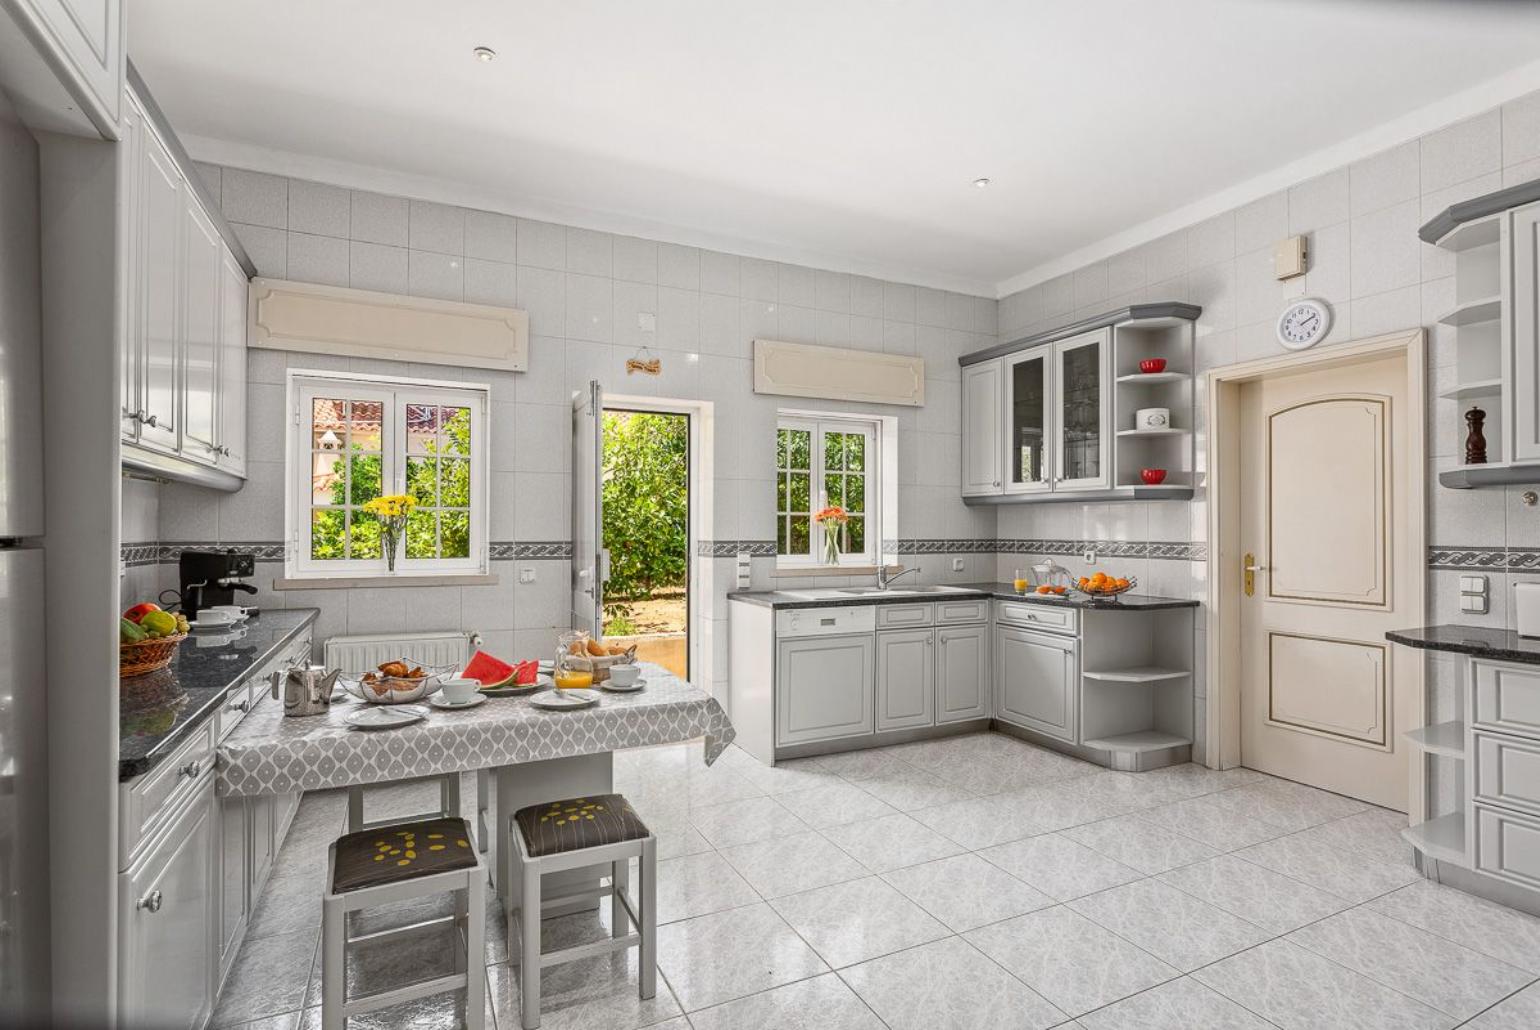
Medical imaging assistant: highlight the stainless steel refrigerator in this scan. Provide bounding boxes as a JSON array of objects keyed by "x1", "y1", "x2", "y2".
[{"x1": 0, "y1": 82, "x2": 49, "y2": 1022}]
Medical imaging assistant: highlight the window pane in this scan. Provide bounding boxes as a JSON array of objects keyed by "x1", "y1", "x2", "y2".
[
  {"x1": 825, "y1": 431, "x2": 844, "y2": 471},
  {"x1": 788, "y1": 472, "x2": 809, "y2": 512},
  {"x1": 441, "y1": 511, "x2": 470, "y2": 558},
  {"x1": 350, "y1": 511, "x2": 382, "y2": 560},
  {"x1": 406, "y1": 456, "x2": 437, "y2": 505},
  {"x1": 440, "y1": 458, "x2": 470, "y2": 508},
  {"x1": 787, "y1": 429, "x2": 810, "y2": 469},
  {"x1": 406, "y1": 404, "x2": 439, "y2": 454},
  {"x1": 845, "y1": 474, "x2": 865, "y2": 512},
  {"x1": 844, "y1": 434, "x2": 865, "y2": 472},
  {"x1": 346, "y1": 453, "x2": 382, "y2": 506},
  {"x1": 311, "y1": 398, "x2": 346, "y2": 451},
  {"x1": 311, "y1": 453, "x2": 344, "y2": 505},
  {"x1": 789, "y1": 515, "x2": 810, "y2": 554},
  {"x1": 825, "y1": 474, "x2": 844, "y2": 508},
  {"x1": 310, "y1": 509, "x2": 345, "y2": 560},
  {"x1": 777, "y1": 428, "x2": 790, "y2": 468},
  {"x1": 405, "y1": 509, "x2": 437, "y2": 559},
  {"x1": 443, "y1": 407, "x2": 472, "y2": 456},
  {"x1": 846, "y1": 516, "x2": 865, "y2": 554},
  {"x1": 776, "y1": 517, "x2": 788, "y2": 554},
  {"x1": 349, "y1": 400, "x2": 383, "y2": 451},
  {"x1": 776, "y1": 474, "x2": 788, "y2": 512}
]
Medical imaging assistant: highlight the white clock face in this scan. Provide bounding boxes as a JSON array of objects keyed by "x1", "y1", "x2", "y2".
[{"x1": 1277, "y1": 299, "x2": 1332, "y2": 350}]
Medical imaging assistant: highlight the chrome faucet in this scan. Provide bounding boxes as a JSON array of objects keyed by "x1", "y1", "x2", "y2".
[{"x1": 876, "y1": 565, "x2": 920, "y2": 590}]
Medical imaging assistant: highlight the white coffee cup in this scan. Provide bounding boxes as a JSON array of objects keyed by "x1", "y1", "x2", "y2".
[
  {"x1": 193, "y1": 608, "x2": 236, "y2": 627},
  {"x1": 607, "y1": 665, "x2": 640, "y2": 687},
  {"x1": 209, "y1": 605, "x2": 248, "y2": 621},
  {"x1": 441, "y1": 677, "x2": 479, "y2": 704},
  {"x1": 1135, "y1": 407, "x2": 1171, "y2": 431}
]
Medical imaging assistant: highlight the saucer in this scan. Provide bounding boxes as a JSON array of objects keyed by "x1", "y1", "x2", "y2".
[
  {"x1": 530, "y1": 689, "x2": 599, "y2": 710},
  {"x1": 601, "y1": 678, "x2": 645, "y2": 693},
  {"x1": 345, "y1": 705, "x2": 427, "y2": 730},
  {"x1": 430, "y1": 694, "x2": 487, "y2": 710}
]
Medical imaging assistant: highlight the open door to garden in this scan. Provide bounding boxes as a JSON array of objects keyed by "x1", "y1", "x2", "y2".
[{"x1": 601, "y1": 407, "x2": 690, "y2": 679}]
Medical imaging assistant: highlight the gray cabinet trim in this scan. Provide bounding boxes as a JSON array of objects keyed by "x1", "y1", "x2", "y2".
[
  {"x1": 957, "y1": 302, "x2": 1201, "y2": 367},
  {"x1": 1419, "y1": 176, "x2": 1540, "y2": 245}
]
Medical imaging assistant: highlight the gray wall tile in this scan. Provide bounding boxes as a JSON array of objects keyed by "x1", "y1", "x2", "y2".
[
  {"x1": 286, "y1": 232, "x2": 349, "y2": 287},
  {"x1": 288, "y1": 179, "x2": 350, "y2": 238},
  {"x1": 464, "y1": 210, "x2": 517, "y2": 264},
  {"x1": 349, "y1": 241, "x2": 408, "y2": 294},
  {"x1": 349, "y1": 191, "x2": 409, "y2": 246},
  {"x1": 221, "y1": 168, "x2": 287, "y2": 229},
  {"x1": 408, "y1": 200, "x2": 465, "y2": 255}
]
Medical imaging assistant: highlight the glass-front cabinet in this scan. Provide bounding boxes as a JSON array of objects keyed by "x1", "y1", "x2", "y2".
[
  {"x1": 1004, "y1": 350, "x2": 1051, "y2": 494},
  {"x1": 1053, "y1": 329, "x2": 1111, "y2": 491}
]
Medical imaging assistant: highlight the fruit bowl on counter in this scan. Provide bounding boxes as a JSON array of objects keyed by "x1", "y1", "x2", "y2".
[
  {"x1": 1071, "y1": 572, "x2": 1138, "y2": 600},
  {"x1": 339, "y1": 660, "x2": 454, "y2": 704},
  {"x1": 119, "y1": 603, "x2": 191, "y2": 678}
]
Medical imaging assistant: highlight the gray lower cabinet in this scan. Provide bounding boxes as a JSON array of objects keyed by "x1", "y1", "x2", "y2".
[
  {"x1": 1474, "y1": 804, "x2": 1540, "y2": 891},
  {"x1": 937, "y1": 624, "x2": 991, "y2": 723},
  {"x1": 876, "y1": 629, "x2": 935, "y2": 731},
  {"x1": 996, "y1": 625, "x2": 1076, "y2": 742},
  {"x1": 776, "y1": 634, "x2": 875, "y2": 745},
  {"x1": 119, "y1": 774, "x2": 216, "y2": 1030},
  {"x1": 216, "y1": 796, "x2": 248, "y2": 978}
]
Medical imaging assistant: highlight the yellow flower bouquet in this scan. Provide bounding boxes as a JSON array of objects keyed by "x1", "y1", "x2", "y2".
[{"x1": 362, "y1": 494, "x2": 417, "y2": 570}]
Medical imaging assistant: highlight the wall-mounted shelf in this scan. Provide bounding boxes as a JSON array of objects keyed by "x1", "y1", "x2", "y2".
[
  {"x1": 1438, "y1": 297, "x2": 1502, "y2": 327},
  {"x1": 1083, "y1": 666, "x2": 1189, "y2": 684},
  {"x1": 964, "y1": 483, "x2": 1194, "y2": 505},
  {"x1": 1402, "y1": 811, "x2": 1466, "y2": 864},
  {"x1": 1083, "y1": 730, "x2": 1191, "y2": 754},
  {"x1": 1115, "y1": 372, "x2": 1187, "y2": 385},
  {"x1": 1439, "y1": 378, "x2": 1503, "y2": 401},
  {"x1": 1439, "y1": 462, "x2": 1540, "y2": 489},
  {"x1": 1405, "y1": 721, "x2": 1466, "y2": 759},
  {"x1": 1116, "y1": 427, "x2": 1190, "y2": 438}
]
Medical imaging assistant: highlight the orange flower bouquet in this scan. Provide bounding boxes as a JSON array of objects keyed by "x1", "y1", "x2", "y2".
[{"x1": 815, "y1": 505, "x2": 848, "y2": 565}]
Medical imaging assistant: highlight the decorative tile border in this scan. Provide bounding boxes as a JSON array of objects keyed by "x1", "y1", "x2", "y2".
[
  {"x1": 128, "y1": 539, "x2": 573, "y2": 565},
  {"x1": 997, "y1": 539, "x2": 1208, "y2": 562},
  {"x1": 897, "y1": 538, "x2": 998, "y2": 554},
  {"x1": 121, "y1": 542, "x2": 160, "y2": 567},
  {"x1": 699, "y1": 540, "x2": 776, "y2": 557},
  {"x1": 159, "y1": 541, "x2": 286, "y2": 562},
  {"x1": 1428, "y1": 546, "x2": 1540, "y2": 571}
]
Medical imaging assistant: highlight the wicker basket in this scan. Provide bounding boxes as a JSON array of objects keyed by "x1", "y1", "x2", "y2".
[
  {"x1": 120, "y1": 632, "x2": 188, "y2": 678},
  {"x1": 567, "y1": 647, "x2": 637, "y2": 684}
]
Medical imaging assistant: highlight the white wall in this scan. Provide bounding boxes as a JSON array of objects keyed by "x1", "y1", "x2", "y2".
[
  {"x1": 993, "y1": 89, "x2": 1540, "y2": 780},
  {"x1": 146, "y1": 165, "x2": 1002, "y2": 696}
]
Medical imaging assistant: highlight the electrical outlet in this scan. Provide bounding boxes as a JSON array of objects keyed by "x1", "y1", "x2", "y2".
[
  {"x1": 1083, "y1": 549, "x2": 1096, "y2": 564},
  {"x1": 736, "y1": 551, "x2": 752, "y2": 589},
  {"x1": 951, "y1": 557, "x2": 964, "y2": 572},
  {"x1": 519, "y1": 567, "x2": 536, "y2": 584},
  {"x1": 1459, "y1": 574, "x2": 1488, "y2": 614}
]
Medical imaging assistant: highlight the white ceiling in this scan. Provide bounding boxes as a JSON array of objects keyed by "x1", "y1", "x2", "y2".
[{"x1": 129, "y1": 0, "x2": 1540, "y2": 296}]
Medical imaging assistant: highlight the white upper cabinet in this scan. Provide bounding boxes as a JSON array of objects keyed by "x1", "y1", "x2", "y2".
[
  {"x1": 1511, "y1": 201, "x2": 1540, "y2": 465},
  {"x1": 217, "y1": 251, "x2": 249, "y2": 476},
  {"x1": 1004, "y1": 349, "x2": 1052, "y2": 494},
  {"x1": 1052, "y1": 329, "x2": 1111, "y2": 491},
  {"x1": 118, "y1": 86, "x2": 142, "y2": 442},
  {"x1": 0, "y1": 0, "x2": 124, "y2": 137},
  {"x1": 136, "y1": 120, "x2": 184, "y2": 455},
  {"x1": 181, "y1": 197, "x2": 221, "y2": 464},
  {"x1": 961, "y1": 359, "x2": 1003, "y2": 496}
]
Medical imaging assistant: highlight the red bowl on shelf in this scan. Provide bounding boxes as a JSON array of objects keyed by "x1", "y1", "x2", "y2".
[
  {"x1": 1139, "y1": 358, "x2": 1167, "y2": 374},
  {"x1": 1140, "y1": 468, "x2": 1168, "y2": 485}
]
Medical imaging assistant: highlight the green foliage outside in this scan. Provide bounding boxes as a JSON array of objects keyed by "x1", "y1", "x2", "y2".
[
  {"x1": 601, "y1": 411, "x2": 688, "y2": 626},
  {"x1": 312, "y1": 404, "x2": 472, "y2": 561}
]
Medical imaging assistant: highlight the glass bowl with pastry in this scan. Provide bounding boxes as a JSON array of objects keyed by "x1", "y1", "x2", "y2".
[
  {"x1": 556, "y1": 631, "x2": 638, "y2": 687},
  {"x1": 339, "y1": 659, "x2": 452, "y2": 704}
]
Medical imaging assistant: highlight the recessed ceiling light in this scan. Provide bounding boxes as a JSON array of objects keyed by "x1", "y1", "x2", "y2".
[
  {"x1": 473, "y1": 46, "x2": 497, "y2": 62},
  {"x1": 973, "y1": 177, "x2": 992, "y2": 189}
]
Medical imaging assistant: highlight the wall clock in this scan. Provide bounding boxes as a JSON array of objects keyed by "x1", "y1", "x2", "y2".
[{"x1": 1276, "y1": 298, "x2": 1332, "y2": 350}]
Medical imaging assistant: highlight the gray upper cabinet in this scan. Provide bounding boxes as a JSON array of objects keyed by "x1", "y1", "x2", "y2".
[
  {"x1": 937, "y1": 624, "x2": 990, "y2": 723},
  {"x1": 0, "y1": 0, "x2": 124, "y2": 137},
  {"x1": 776, "y1": 635, "x2": 875, "y2": 745},
  {"x1": 962, "y1": 359, "x2": 1003, "y2": 496},
  {"x1": 996, "y1": 625, "x2": 1076, "y2": 742},
  {"x1": 181, "y1": 196, "x2": 221, "y2": 465},
  {"x1": 1004, "y1": 349, "x2": 1052, "y2": 495},
  {"x1": 1512, "y1": 200, "x2": 1540, "y2": 465},
  {"x1": 876, "y1": 629, "x2": 935, "y2": 731},
  {"x1": 217, "y1": 250, "x2": 249, "y2": 476},
  {"x1": 1052, "y1": 330, "x2": 1111, "y2": 491},
  {"x1": 134, "y1": 116, "x2": 184, "y2": 456}
]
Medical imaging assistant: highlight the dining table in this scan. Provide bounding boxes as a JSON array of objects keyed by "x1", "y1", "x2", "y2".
[{"x1": 217, "y1": 661, "x2": 735, "y2": 912}]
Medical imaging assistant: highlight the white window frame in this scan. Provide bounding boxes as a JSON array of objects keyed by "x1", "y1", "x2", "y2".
[
  {"x1": 285, "y1": 370, "x2": 490, "y2": 580},
  {"x1": 776, "y1": 412, "x2": 885, "y2": 569}
]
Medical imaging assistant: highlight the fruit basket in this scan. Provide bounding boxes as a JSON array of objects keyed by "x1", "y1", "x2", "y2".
[
  {"x1": 341, "y1": 661, "x2": 454, "y2": 704},
  {"x1": 1071, "y1": 573, "x2": 1138, "y2": 601},
  {"x1": 120, "y1": 633, "x2": 189, "y2": 677}
]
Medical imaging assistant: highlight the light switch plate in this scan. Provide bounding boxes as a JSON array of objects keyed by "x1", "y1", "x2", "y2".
[
  {"x1": 951, "y1": 557, "x2": 964, "y2": 572},
  {"x1": 518, "y1": 567, "x2": 536, "y2": 584}
]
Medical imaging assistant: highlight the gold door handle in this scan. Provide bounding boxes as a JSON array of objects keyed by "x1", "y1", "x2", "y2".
[{"x1": 1243, "y1": 553, "x2": 1268, "y2": 596}]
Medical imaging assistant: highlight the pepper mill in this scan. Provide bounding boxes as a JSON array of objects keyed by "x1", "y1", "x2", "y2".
[{"x1": 1465, "y1": 406, "x2": 1488, "y2": 465}]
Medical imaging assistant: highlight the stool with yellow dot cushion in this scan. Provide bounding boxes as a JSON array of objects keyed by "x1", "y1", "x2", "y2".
[
  {"x1": 322, "y1": 816, "x2": 485, "y2": 1030},
  {"x1": 509, "y1": 794, "x2": 655, "y2": 1030}
]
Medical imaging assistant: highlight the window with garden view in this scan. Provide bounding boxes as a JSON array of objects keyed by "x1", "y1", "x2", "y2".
[
  {"x1": 776, "y1": 415, "x2": 878, "y2": 566},
  {"x1": 287, "y1": 373, "x2": 489, "y2": 579}
]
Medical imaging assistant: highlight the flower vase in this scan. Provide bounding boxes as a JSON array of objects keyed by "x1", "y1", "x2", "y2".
[{"x1": 822, "y1": 530, "x2": 841, "y2": 566}]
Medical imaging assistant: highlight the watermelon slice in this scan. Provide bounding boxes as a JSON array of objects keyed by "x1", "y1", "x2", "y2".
[{"x1": 463, "y1": 650, "x2": 517, "y2": 688}]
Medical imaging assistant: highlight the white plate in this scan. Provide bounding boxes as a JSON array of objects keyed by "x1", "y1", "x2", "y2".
[
  {"x1": 429, "y1": 694, "x2": 486, "y2": 710},
  {"x1": 345, "y1": 705, "x2": 427, "y2": 729},
  {"x1": 601, "y1": 678, "x2": 645, "y2": 693},
  {"x1": 530, "y1": 689, "x2": 600, "y2": 710}
]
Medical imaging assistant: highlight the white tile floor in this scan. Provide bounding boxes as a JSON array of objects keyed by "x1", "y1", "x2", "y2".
[{"x1": 213, "y1": 731, "x2": 1540, "y2": 1029}]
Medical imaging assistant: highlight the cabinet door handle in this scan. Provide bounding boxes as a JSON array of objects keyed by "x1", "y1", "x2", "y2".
[
  {"x1": 143, "y1": 414, "x2": 159, "y2": 428},
  {"x1": 177, "y1": 760, "x2": 201, "y2": 780},
  {"x1": 137, "y1": 890, "x2": 163, "y2": 913},
  {"x1": 226, "y1": 698, "x2": 250, "y2": 713}
]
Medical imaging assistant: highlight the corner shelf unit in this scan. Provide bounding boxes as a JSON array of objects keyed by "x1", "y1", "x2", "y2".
[
  {"x1": 1078, "y1": 606, "x2": 1195, "y2": 771},
  {"x1": 1402, "y1": 811, "x2": 1467, "y2": 866},
  {"x1": 1405, "y1": 720, "x2": 1466, "y2": 759}
]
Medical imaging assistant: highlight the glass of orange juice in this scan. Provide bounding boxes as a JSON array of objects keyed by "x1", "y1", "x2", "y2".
[
  {"x1": 1012, "y1": 569, "x2": 1029, "y2": 593},
  {"x1": 554, "y1": 632, "x2": 596, "y2": 689}
]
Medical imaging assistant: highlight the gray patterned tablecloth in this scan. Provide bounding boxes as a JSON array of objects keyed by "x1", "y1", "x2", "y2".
[{"x1": 217, "y1": 664, "x2": 735, "y2": 797}]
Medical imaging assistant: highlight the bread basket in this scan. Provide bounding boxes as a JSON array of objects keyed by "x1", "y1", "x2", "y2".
[
  {"x1": 567, "y1": 646, "x2": 638, "y2": 684},
  {"x1": 119, "y1": 633, "x2": 188, "y2": 678}
]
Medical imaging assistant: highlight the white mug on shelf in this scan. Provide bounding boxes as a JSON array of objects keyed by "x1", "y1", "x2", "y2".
[{"x1": 1134, "y1": 407, "x2": 1170, "y2": 431}]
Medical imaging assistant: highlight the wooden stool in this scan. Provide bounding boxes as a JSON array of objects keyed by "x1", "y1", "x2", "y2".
[
  {"x1": 323, "y1": 816, "x2": 485, "y2": 1030},
  {"x1": 509, "y1": 794, "x2": 656, "y2": 1030}
]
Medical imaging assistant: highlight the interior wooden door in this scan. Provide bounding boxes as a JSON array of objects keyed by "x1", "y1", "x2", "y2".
[{"x1": 1238, "y1": 353, "x2": 1414, "y2": 810}]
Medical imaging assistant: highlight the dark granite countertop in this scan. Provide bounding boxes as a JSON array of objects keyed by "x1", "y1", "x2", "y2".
[
  {"x1": 119, "y1": 608, "x2": 318, "y2": 780},
  {"x1": 727, "y1": 582, "x2": 1199, "y2": 611},
  {"x1": 1386, "y1": 624, "x2": 1540, "y2": 665}
]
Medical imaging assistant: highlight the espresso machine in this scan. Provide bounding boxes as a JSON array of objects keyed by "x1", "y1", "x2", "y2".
[{"x1": 178, "y1": 549, "x2": 258, "y2": 619}]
